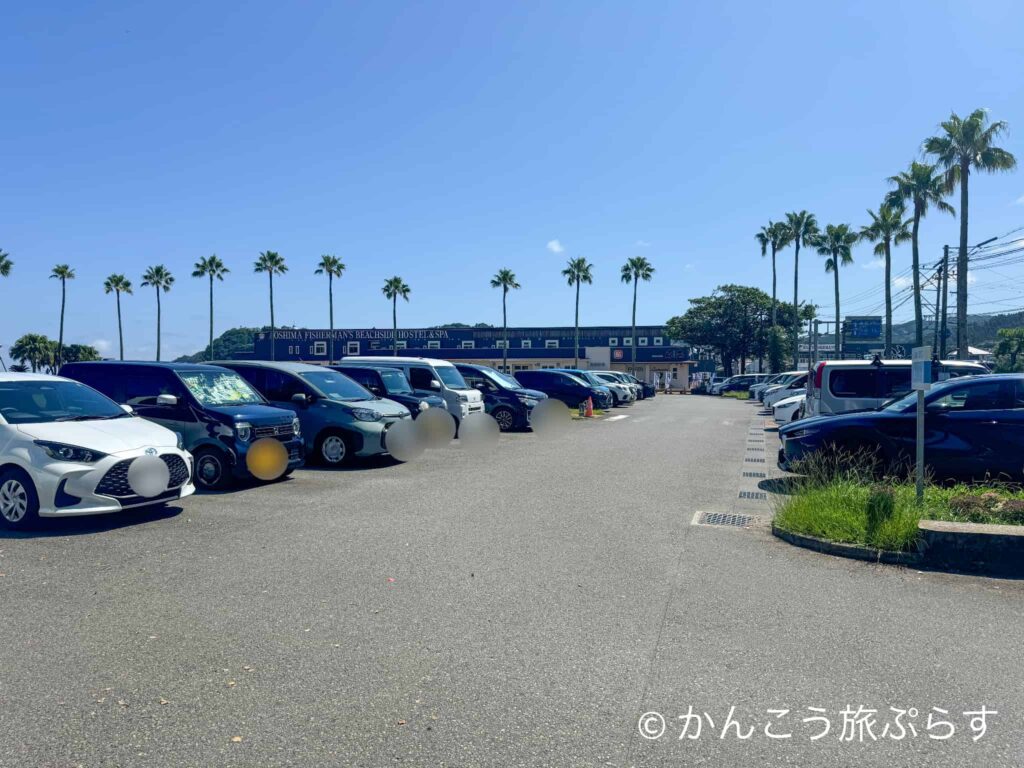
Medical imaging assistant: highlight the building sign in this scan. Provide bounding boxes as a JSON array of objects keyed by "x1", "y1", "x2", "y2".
[
  {"x1": 259, "y1": 329, "x2": 451, "y2": 342},
  {"x1": 844, "y1": 316, "x2": 882, "y2": 341}
]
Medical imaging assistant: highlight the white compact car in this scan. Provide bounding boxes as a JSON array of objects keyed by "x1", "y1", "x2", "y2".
[
  {"x1": 772, "y1": 392, "x2": 806, "y2": 424},
  {"x1": 0, "y1": 373, "x2": 194, "y2": 529},
  {"x1": 592, "y1": 371, "x2": 636, "y2": 405}
]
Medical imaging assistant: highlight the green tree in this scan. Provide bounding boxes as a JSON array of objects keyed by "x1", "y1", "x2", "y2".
[
  {"x1": 859, "y1": 203, "x2": 911, "y2": 357},
  {"x1": 887, "y1": 162, "x2": 954, "y2": 347},
  {"x1": 490, "y1": 268, "x2": 521, "y2": 372},
  {"x1": 620, "y1": 257, "x2": 655, "y2": 370},
  {"x1": 103, "y1": 274, "x2": 133, "y2": 360},
  {"x1": 192, "y1": 255, "x2": 230, "y2": 362},
  {"x1": 782, "y1": 211, "x2": 818, "y2": 369},
  {"x1": 10, "y1": 333, "x2": 56, "y2": 373},
  {"x1": 254, "y1": 251, "x2": 287, "y2": 360},
  {"x1": 62, "y1": 344, "x2": 101, "y2": 363},
  {"x1": 381, "y1": 276, "x2": 411, "y2": 355},
  {"x1": 314, "y1": 255, "x2": 346, "y2": 362},
  {"x1": 49, "y1": 264, "x2": 75, "y2": 369},
  {"x1": 811, "y1": 224, "x2": 857, "y2": 357},
  {"x1": 0, "y1": 249, "x2": 11, "y2": 278},
  {"x1": 560, "y1": 257, "x2": 594, "y2": 368},
  {"x1": 141, "y1": 265, "x2": 175, "y2": 361},
  {"x1": 924, "y1": 109, "x2": 1017, "y2": 359},
  {"x1": 994, "y1": 328, "x2": 1024, "y2": 372},
  {"x1": 755, "y1": 221, "x2": 791, "y2": 333}
]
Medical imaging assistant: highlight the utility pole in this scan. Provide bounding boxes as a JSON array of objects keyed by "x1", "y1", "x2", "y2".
[
  {"x1": 812, "y1": 320, "x2": 819, "y2": 367},
  {"x1": 933, "y1": 264, "x2": 943, "y2": 351},
  {"x1": 940, "y1": 245, "x2": 950, "y2": 358}
]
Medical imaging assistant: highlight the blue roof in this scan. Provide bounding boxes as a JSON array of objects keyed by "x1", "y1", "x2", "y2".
[{"x1": 63, "y1": 360, "x2": 231, "y2": 372}]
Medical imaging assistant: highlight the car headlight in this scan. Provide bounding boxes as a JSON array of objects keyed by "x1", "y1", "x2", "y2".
[
  {"x1": 351, "y1": 408, "x2": 382, "y2": 422},
  {"x1": 175, "y1": 432, "x2": 185, "y2": 450},
  {"x1": 785, "y1": 428, "x2": 817, "y2": 441},
  {"x1": 418, "y1": 401, "x2": 429, "y2": 411},
  {"x1": 458, "y1": 393, "x2": 469, "y2": 402},
  {"x1": 235, "y1": 422, "x2": 252, "y2": 442},
  {"x1": 517, "y1": 395, "x2": 535, "y2": 404},
  {"x1": 34, "y1": 441, "x2": 107, "y2": 463},
  {"x1": 291, "y1": 417, "x2": 302, "y2": 437}
]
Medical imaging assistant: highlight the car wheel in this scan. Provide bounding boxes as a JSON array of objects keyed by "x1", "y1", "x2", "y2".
[
  {"x1": 492, "y1": 406, "x2": 516, "y2": 432},
  {"x1": 193, "y1": 447, "x2": 231, "y2": 491},
  {"x1": 316, "y1": 430, "x2": 352, "y2": 466},
  {"x1": 0, "y1": 467, "x2": 40, "y2": 530}
]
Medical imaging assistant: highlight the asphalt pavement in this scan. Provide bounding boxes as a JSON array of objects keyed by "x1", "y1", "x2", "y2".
[{"x1": 0, "y1": 396, "x2": 1021, "y2": 767}]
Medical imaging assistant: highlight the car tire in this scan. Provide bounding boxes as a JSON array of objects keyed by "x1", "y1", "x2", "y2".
[
  {"x1": 0, "y1": 467, "x2": 41, "y2": 530},
  {"x1": 492, "y1": 406, "x2": 516, "y2": 432},
  {"x1": 316, "y1": 430, "x2": 352, "y2": 466},
  {"x1": 192, "y1": 447, "x2": 232, "y2": 491}
]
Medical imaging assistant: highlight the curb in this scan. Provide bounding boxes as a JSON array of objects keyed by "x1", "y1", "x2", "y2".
[{"x1": 771, "y1": 524, "x2": 924, "y2": 567}]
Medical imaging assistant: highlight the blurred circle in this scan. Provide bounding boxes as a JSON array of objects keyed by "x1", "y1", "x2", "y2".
[
  {"x1": 416, "y1": 407, "x2": 456, "y2": 448},
  {"x1": 245, "y1": 437, "x2": 289, "y2": 481},
  {"x1": 127, "y1": 455, "x2": 171, "y2": 498},
  {"x1": 385, "y1": 419, "x2": 425, "y2": 462},
  {"x1": 530, "y1": 399, "x2": 570, "y2": 439},
  {"x1": 458, "y1": 412, "x2": 500, "y2": 452}
]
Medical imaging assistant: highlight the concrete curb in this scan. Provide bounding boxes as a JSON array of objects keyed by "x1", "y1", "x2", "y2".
[
  {"x1": 918, "y1": 520, "x2": 1024, "y2": 579},
  {"x1": 771, "y1": 524, "x2": 924, "y2": 567}
]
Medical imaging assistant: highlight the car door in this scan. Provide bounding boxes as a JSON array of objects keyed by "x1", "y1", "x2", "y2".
[
  {"x1": 926, "y1": 379, "x2": 1013, "y2": 480},
  {"x1": 124, "y1": 368, "x2": 189, "y2": 433},
  {"x1": 262, "y1": 370, "x2": 314, "y2": 410}
]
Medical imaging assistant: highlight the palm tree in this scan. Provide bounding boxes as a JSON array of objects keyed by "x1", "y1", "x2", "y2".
[
  {"x1": 314, "y1": 255, "x2": 346, "y2": 362},
  {"x1": 141, "y1": 265, "x2": 175, "y2": 361},
  {"x1": 782, "y1": 211, "x2": 818, "y2": 369},
  {"x1": 10, "y1": 334, "x2": 56, "y2": 373},
  {"x1": 490, "y1": 268, "x2": 521, "y2": 372},
  {"x1": 103, "y1": 274, "x2": 133, "y2": 360},
  {"x1": 620, "y1": 257, "x2": 655, "y2": 370},
  {"x1": 755, "y1": 221, "x2": 791, "y2": 332},
  {"x1": 561, "y1": 257, "x2": 594, "y2": 368},
  {"x1": 0, "y1": 249, "x2": 11, "y2": 278},
  {"x1": 811, "y1": 224, "x2": 858, "y2": 357},
  {"x1": 887, "y1": 162, "x2": 954, "y2": 348},
  {"x1": 253, "y1": 251, "x2": 287, "y2": 360},
  {"x1": 49, "y1": 264, "x2": 75, "y2": 369},
  {"x1": 192, "y1": 255, "x2": 229, "y2": 361},
  {"x1": 924, "y1": 109, "x2": 1017, "y2": 359},
  {"x1": 859, "y1": 204, "x2": 911, "y2": 358},
  {"x1": 381, "y1": 277, "x2": 411, "y2": 355}
]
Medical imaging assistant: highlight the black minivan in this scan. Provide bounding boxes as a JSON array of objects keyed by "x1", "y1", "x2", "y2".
[
  {"x1": 513, "y1": 369, "x2": 597, "y2": 408},
  {"x1": 61, "y1": 361, "x2": 305, "y2": 490},
  {"x1": 455, "y1": 364, "x2": 547, "y2": 431}
]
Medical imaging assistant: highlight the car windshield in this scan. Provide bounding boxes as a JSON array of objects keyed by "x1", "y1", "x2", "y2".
[
  {"x1": 301, "y1": 371, "x2": 373, "y2": 401},
  {"x1": 883, "y1": 390, "x2": 925, "y2": 412},
  {"x1": 379, "y1": 369, "x2": 413, "y2": 395},
  {"x1": 479, "y1": 367, "x2": 522, "y2": 390},
  {"x1": 0, "y1": 380, "x2": 128, "y2": 424},
  {"x1": 177, "y1": 370, "x2": 264, "y2": 406},
  {"x1": 436, "y1": 366, "x2": 471, "y2": 390}
]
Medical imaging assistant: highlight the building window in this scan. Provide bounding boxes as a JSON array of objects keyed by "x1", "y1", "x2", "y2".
[
  {"x1": 521, "y1": 340, "x2": 532, "y2": 348},
  {"x1": 545, "y1": 340, "x2": 558, "y2": 349},
  {"x1": 461, "y1": 340, "x2": 475, "y2": 349},
  {"x1": 624, "y1": 337, "x2": 633, "y2": 346},
  {"x1": 609, "y1": 337, "x2": 618, "y2": 346},
  {"x1": 638, "y1": 337, "x2": 648, "y2": 346},
  {"x1": 313, "y1": 341, "x2": 327, "y2": 356},
  {"x1": 495, "y1": 339, "x2": 508, "y2": 349},
  {"x1": 395, "y1": 340, "x2": 407, "y2": 350},
  {"x1": 346, "y1": 341, "x2": 360, "y2": 355},
  {"x1": 653, "y1": 336, "x2": 663, "y2": 346},
  {"x1": 427, "y1": 340, "x2": 440, "y2": 349}
]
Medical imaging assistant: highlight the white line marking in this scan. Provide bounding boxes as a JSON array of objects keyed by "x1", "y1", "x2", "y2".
[{"x1": 605, "y1": 415, "x2": 630, "y2": 422}]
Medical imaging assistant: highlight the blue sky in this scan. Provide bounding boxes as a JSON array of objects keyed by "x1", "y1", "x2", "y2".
[{"x1": 2, "y1": 1, "x2": 1023, "y2": 361}]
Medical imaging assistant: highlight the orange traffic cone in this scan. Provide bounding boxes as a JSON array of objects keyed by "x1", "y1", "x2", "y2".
[{"x1": 585, "y1": 397, "x2": 594, "y2": 417}]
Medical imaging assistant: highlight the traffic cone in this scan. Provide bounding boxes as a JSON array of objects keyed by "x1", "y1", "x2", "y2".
[{"x1": 585, "y1": 397, "x2": 594, "y2": 417}]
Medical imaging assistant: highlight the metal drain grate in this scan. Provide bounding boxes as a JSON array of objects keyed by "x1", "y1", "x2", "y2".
[
  {"x1": 739, "y1": 491, "x2": 768, "y2": 500},
  {"x1": 742, "y1": 471, "x2": 766, "y2": 478},
  {"x1": 699, "y1": 512, "x2": 754, "y2": 528},
  {"x1": 744, "y1": 458, "x2": 766, "y2": 463},
  {"x1": 746, "y1": 447, "x2": 765, "y2": 452}
]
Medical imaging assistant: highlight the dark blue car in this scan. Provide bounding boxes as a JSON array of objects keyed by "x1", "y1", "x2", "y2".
[
  {"x1": 779, "y1": 374, "x2": 1024, "y2": 481},
  {"x1": 548, "y1": 369, "x2": 614, "y2": 409},
  {"x1": 332, "y1": 365, "x2": 446, "y2": 419},
  {"x1": 514, "y1": 369, "x2": 605, "y2": 409},
  {"x1": 455, "y1": 364, "x2": 547, "y2": 431},
  {"x1": 61, "y1": 361, "x2": 305, "y2": 490}
]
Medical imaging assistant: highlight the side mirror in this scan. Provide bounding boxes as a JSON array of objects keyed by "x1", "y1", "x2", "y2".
[
  {"x1": 430, "y1": 379, "x2": 441, "y2": 390},
  {"x1": 156, "y1": 394, "x2": 178, "y2": 406},
  {"x1": 369, "y1": 386, "x2": 384, "y2": 397},
  {"x1": 120, "y1": 403, "x2": 135, "y2": 414},
  {"x1": 291, "y1": 392, "x2": 309, "y2": 404}
]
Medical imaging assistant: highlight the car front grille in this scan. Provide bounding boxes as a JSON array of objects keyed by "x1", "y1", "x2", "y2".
[
  {"x1": 253, "y1": 423, "x2": 295, "y2": 440},
  {"x1": 95, "y1": 454, "x2": 191, "y2": 499}
]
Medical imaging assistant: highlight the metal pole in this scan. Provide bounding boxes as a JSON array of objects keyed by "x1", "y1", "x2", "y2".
[
  {"x1": 812, "y1": 320, "x2": 819, "y2": 366},
  {"x1": 940, "y1": 246, "x2": 950, "y2": 359},
  {"x1": 916, "y1": 389, "x2": 925, "y2": 504},
  {"x1": 933, "y1": 266, "x2": 942, "y2": 350}
]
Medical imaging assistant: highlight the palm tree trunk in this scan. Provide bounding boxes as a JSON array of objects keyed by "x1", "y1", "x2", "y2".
[
  {"x1": 392, "y1": 297, "x2": 398, "y2": 355},
  {"x1": 884, "y1": 240, "x2": 892, "y2": 358},
  {"x1": 116, "y1": 291, "x2": 124, "y2": 360},
  {"x1": 792, "y1": 240, "x2": 800, "y2": 369},
  {"x1": 208, "y1": 275, "x2": 215, "y2": 361},
  {"x1": 956, "y1": 160, "x2": 969, "y2": 359},
  {"x1": 573, "y1": 279, "x2": 580, "y2": 369},
  {"x1": 155, "y1": 286, "x2": 162, "y2": 361},
  {"x1": 631, "y1": 276, "x2": 638, "y2": 368},
  {"x1": 834, "y1": 266, "x2": 841, "y2": 358},
  {"x1": 58, "y1": 279, "x2": 66, "y2": 369},
  {"x1": 770, "y1": 246, "x2": 777, "y2": 328},
  {"x1": 328, "y1": 274, "x2": 334, "y2": 363},
  {"x1": 911, "y1": 209, "x2": 923, "y2": 348},
  {"x1": 502, "y1": 288, "x2": 508, "y2": 372},
  {"x1": 269, "y1": 272, "x2": 276, "y2": 361}
]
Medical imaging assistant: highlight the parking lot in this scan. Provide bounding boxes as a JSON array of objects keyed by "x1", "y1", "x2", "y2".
[{"x1": 2, "y1": 395, "x2": 1023, "y2": 767}]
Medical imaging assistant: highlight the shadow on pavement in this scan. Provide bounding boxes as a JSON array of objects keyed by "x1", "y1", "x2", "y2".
[
  {"x1": 758, "y1": 477, "x2": 801, "y2": 496},
  {"x1": 0, "y1": 504, "x2": 184, "y2": 539}
]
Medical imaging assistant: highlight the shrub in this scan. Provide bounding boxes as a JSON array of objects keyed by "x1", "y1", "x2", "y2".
[
  {"x1": 948, "y1": 494, "x2": 994, "y2": 523},
  {"x1": 996, "y1": 499, "x2": 1024, "y2": 525},
  {"x1": 865, "y1": 485, "x2": 896, "y2": 542}
]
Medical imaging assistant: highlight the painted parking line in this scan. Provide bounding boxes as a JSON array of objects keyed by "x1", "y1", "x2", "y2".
[{"x1": 605, "y1": 414, "x2": 630, "y2": 422}]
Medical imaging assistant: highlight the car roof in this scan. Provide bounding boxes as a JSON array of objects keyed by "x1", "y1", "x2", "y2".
[
  {"x1": 0, "y1": 372, "x2": 70, "y2": 383},
  {"x1": 341, "y1": 356, "x2": 456, "y2": 366},
  {"x1": 61, "y1": 360, "x2": 231, "y2": 372},
  {"x1": 817, "y1": 359, "x2": 984, "y2": 368},
  {"x1": 214, "y1": 360, "x2": 329, "y2": 374},
  {"x1": 333, "y1": 364, "x2": 403, "y2": 373}
]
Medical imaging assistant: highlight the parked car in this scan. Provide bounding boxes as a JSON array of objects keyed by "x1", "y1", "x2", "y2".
[
  {"x1": 705, "y1": 374, "x2": 727, "y2": 394},
  {"x1": 772, "y1": 391, "x2": 806, "y2": 424},
  {"x1": 750, "y1": 373, "x2": 789, "y2": 400},
  {"x1": 592, "y1": 371, "x2": 642, "y2": 401},
  {"x1": 513, "y1": 370, "x2": 604, "y2": 409},
  {"x1": 454, "y1": 364, "x2": 547, "y2": 431},
  {"x1": 216, "y1": 361, "x2": 412, "y2": 466},
  {"x1": 621, "y1": 372, "x2": 656, "y2": 399},
  {"x1": 332, "y1": 365, "x2": 445, "y2": 418},
  {"x1": 549, "y1": 369, "x2": 616, "y2": 408},
  {"x1": 0, "y1": 373, "x2": 195, "y2": 529},
  {"x1": 763, "y1": 373, "x2": 809, "y2": 408},
  {"x1": 61, "y1": 361, "x2": 304, "y2": 490},
  {"x1": 806, "y1": 359, "x2": 988, "y2": 418},
  {"x1": 340, "y1": 357, "x2": 484, "y2": 424},
  {"x1": 757, "y1": 372, "x2": 804, "y2": 402},
  {"x1": 719, "y1": 374, "x2": 769, "y2": 394},
  {"x1": 779, "y1": 374, "x2": 1024, "y2": 481}
]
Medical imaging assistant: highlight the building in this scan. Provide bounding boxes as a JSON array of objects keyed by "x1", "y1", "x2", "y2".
[{"x1": 242, "y1": 326, "x2": 694, "y2": 383}]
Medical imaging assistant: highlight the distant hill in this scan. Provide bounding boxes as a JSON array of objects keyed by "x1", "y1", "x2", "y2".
[
  {"x1": 891, "y1": 310, "x2": 1024, "y2": 348},
  {"x1": 175, "y1": 327, "x2": 264, "y2": 362}
]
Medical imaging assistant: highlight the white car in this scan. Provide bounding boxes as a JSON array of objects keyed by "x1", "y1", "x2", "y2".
[
  {"x1": 772, "y1": 392, "x2": 806, "y2": 424},
  {"x1": 592, "y1": 371, "x2": 637, "y2": 405},
  {"x1": 0, "y1": 373, "x2": 195, "y2": 529}
]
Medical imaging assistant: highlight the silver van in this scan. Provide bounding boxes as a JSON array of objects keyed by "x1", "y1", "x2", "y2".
[{"x1": 806, "y1": 359, "x2": 987, "y2": 417}]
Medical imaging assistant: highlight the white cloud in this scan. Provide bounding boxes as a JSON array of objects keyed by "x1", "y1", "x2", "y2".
[
  {"x1": 684, "y1": 263, "x2": 694, "y2": 272},
  {"x1": 634, "y1": 240, "x2": 652, "y2": 247},
  {"x1": 893, "y1": 276, "x2": 913, "y2": 288},
  {"x1": 861, "y1": 260, "x2": 885, "y2": 270},
  {"x1": 91, "y1": 338, "x2": 113, "y2": 356},
  {"x1": 546, "y1": 239, "x2": 564, "y2": 254},
  {"x1": 1015, "y1": 194, "x2": 1024, "y2": 206},
  {"x1": 967, "y1": 272, "x2": 977, "y2": 285}
]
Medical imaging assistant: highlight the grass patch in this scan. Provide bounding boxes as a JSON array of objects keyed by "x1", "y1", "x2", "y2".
[{"x1": 722, "y1": 391, "x2": 751, "y2": 400}]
